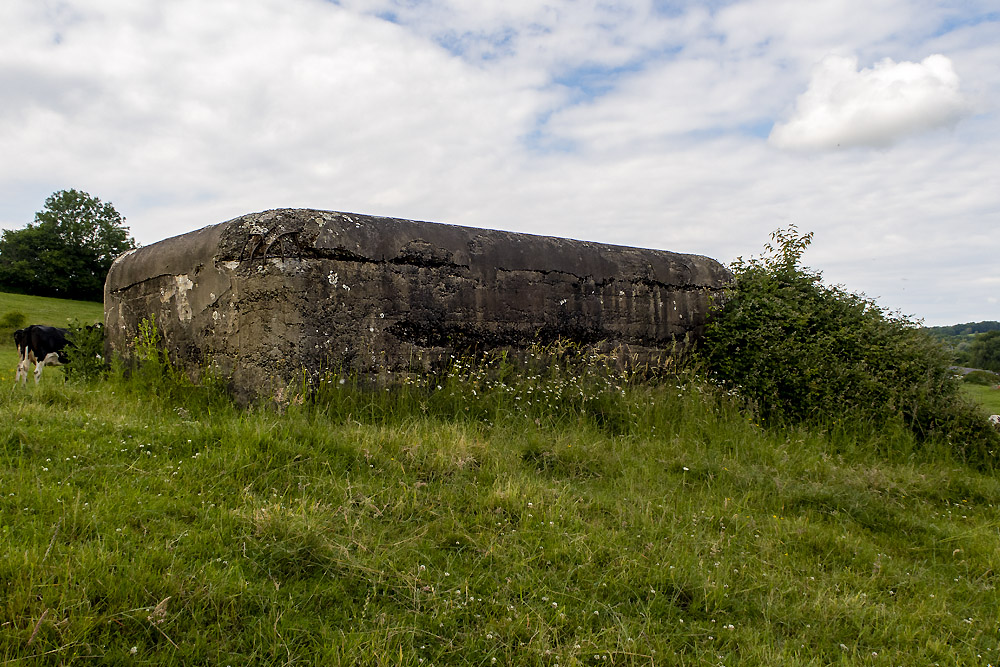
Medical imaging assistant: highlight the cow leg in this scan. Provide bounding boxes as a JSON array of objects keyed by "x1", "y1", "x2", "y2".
[
  {"x1": 15, "y1": 347, "x2": 25, "y2": 383},
  {"x1": 16, "y1": 359, "x2": 29, "y2": 384},
  {"x1": 34, "y1": 352, "x2": 63, "y2": 384},
  {"x1": 15, "y1": 348, "x2": 33, "y2": 385}
]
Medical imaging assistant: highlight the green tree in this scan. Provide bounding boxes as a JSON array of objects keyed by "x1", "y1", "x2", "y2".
[
  {"x1": 699, "y1": 226, "x2": 998, "y2": 466},
  {"x1": 0, "y1": 189, "x2": 137, "y2": 301},
  {"x1": 969, "y1": 331, "x2": 1000, "y2": 373}
]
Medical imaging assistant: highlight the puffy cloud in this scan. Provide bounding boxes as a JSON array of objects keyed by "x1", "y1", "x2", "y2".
[
  {"x1": 0, "y1": 0, "x2": 549, "y2": 225},
  {"x1": 769, "y1": 54, "x2": 970, "y2": 150},
  {"x1": 0, "y1": 1, "x2": 997, "y2": 325}
]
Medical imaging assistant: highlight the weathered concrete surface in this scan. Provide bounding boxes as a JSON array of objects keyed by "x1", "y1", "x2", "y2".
[{"x1": 105, "y1": 209, "x2": 731, "y2": 399}]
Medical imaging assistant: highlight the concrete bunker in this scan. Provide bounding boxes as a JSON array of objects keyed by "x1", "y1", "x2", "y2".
[{"x1": 104, "y1": 209, "x2": 732, "y2": 399}]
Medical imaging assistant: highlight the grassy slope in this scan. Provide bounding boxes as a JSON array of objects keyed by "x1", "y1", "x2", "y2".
[
  {"x1": 963, "y1": 384, "x2": 1000, "y2": 415},
  {"x1": 3, "y1": 298, "x2": 1000, "y2": 665},
  {"x1": 4, "y1": 379, "x2": 1000, "y2": 665},
  {"x1": 0, "y1": 292, "x2": 103, "y2": 332}
]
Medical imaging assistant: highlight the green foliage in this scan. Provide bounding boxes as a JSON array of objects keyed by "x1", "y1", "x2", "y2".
[
  {"x1": 0, "y1": 310, "x2": 27, "y2": 343},
  {"x1": 925, "y1": 323, "x2": 1000, "y2": 366},
  {"x1": 133, "y1": 313, "x2": 166, "y2": 365},
  {"x1": 113, "y1": 314, "x2": 230, "y2": 411},
  {"x1": 0, "y1": 189, "x2": 137, "y2": 301},
  {"x1": 0, "y1": 310, "x2": 26, "y2": 330},
  {"x1": 968, "y1": 330, "x2": 1000, "y2": 373},
  {"x1": 123, "y1": 313, "x2": 187, "y2": 393},
  {"x1": 63, "y1": 320, "x2": 107, "y2": 383},
  {"x1": 699, "y1": 226, "x2": 999, "y2": 466},
  {"x1": 306, "y1": 342, "x2": 652, "y2": 434},
  {"x1": 7, "y1": 295, "x2": 1000, "y2": 662},
  {"x1": 962, "y1": 369, "x2": 1000, "y2": 386}
]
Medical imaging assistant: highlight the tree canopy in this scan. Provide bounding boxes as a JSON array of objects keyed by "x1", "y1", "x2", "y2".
[
  {"x1": 968, "y1": 331, "x2": 1000, "y2": 373},
  {"x1": 0, "y1": 189, "x2": 137, "y2": 301}
]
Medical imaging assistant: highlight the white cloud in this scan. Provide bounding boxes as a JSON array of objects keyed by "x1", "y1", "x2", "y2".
[
  {"x1": 0, "y1": 0, "x2": 548, "y2": 222},
  {"x1": 0, "y1": 1, "x2": 997, "y2": 326},
  {"x1": 769, "y1": 54, "x2": 970, "y2": 150}
]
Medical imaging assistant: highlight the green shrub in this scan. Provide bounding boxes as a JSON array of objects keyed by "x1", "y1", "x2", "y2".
[
  {"x1": 64, "y1": 319, "x2": 107, "y2": 382},
  {"x1": 0, "y1": 310, "x2": 28, "y2": 344},
  {"x1": 963, "y1": 369, "x2": 1000, "y2": 386},
  {"x1": 0, "y1": 309, "x2": 27, "y2": 330},
  {"x1": 699, "y1": 226, "x2": 999, "y2": 467}
]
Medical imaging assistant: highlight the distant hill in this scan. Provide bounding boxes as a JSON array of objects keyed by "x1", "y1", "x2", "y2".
[
  {"x1": 923, "y1": 321, "x2": 1000, "y2": 366},
  {"x1": 924, "y1": 321, "x2": 1000, "y2": 337}
]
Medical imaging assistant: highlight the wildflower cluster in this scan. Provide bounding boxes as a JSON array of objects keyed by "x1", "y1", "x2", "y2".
[
  {"x1": 436, "y1": 342, "x2": 639, "y2": 424},
  {"x1": 308, "y1": 340, "x2": 672, "y2": 430}
]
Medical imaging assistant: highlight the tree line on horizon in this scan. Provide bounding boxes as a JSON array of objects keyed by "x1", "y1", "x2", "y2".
[
  {"x1": 924, "y1": 321, "x2": 1000, "y2": 337},
  {"x1": 924, "y1": 322, "x2": 1000, "y2": 373},
  {"x1": 0, "y1": 189, "x2": 137, "y2": 302}
]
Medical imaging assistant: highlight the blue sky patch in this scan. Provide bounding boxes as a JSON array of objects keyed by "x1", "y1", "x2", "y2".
[
  {"x1": 435, "y1": 26, "x2": 518, "y2": 61},
  {"x1": 739, "y1": 119, "x2": 775, "y2": 139},
  {"x1": 651, "y1": 0, "x2": 739, "y2": 16},
  {"x1": 520, "y1": 112, "x2": 578, "y2": 155},
  {"x1": 931, "y1": 10, "x2": 998, "y2": 37},
  {"x1": 554, "y1": 61, "x2": 647, "y2": 104}
]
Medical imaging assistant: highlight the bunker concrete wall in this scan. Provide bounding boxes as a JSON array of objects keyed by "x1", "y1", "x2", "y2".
[{"x1": 105, "y1": 209, "x2": 732, "y2": 399}]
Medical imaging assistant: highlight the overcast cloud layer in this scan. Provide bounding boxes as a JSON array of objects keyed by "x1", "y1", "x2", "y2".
[{"x1": 1, "y1": 0, "x2": 997, "y2": 325}]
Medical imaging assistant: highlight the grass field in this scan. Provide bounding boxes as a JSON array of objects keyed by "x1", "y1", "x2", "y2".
[
  {"x1": 0, "y1": 292, "x2": 103, "y2": 332},
  {"x1": 3, "y1": 295, "x2": 1000, "y2": 665},
  {"x1": 962, "y1": 384, "x2": 1000, "y2": 415}
]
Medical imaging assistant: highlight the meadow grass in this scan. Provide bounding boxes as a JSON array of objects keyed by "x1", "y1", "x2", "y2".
[
  {"x1": 3, "y1": 347, "x2": 1000, "y2": 666},
  {"x1": 0, "y1": 292, "x2": 103, "y2": 332},
  {"x1": 962, "y1": 384, "x2": 1000, "y2": 415}
]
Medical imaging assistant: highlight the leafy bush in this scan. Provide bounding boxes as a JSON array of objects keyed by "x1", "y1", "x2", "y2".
[
  {"x1": 699, "y1": 226, "x2": 999, "y2": 466},
  {"x1": 64, "y1": 319, "x2": 107, "y2": 382},
  {"x1": 0, "y1": 310, "x2": 27, "y2": 330},
  {"x1": 0, "y1": 310, "x2": 27, "y2": 344},
  {"x1": 963, "y1": 369, "x2": 1000, "y2": 386},
  {"x1": 122, "y1": 313, "x2": 192, "y2": 392}
]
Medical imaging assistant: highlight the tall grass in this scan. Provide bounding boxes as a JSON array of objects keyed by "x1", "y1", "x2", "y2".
[{"x1": 3, "y1": 342, "x2": 1000, "y2": 665}]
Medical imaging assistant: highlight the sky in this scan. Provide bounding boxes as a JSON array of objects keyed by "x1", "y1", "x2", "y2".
[{"x1": 1, "y1": 0, "x2": 997, "y2": 326}]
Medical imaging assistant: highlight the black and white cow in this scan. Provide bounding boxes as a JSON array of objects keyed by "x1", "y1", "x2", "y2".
[{"x1": 13, "y1": 325, "x2": 71, "y2": 385}]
